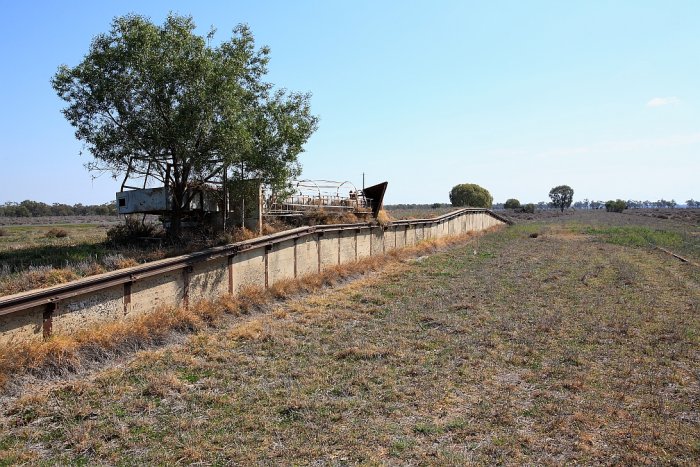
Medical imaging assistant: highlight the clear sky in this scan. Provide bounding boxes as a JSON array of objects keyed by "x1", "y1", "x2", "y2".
[{"x1": 0, "y1": 1, "x2": 698, "y2": 205}]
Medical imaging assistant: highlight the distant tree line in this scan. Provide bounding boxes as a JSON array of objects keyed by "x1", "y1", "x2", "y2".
[
  {"x1": 571, "y1": 199, "x2": 696, "y2": 209},
  {"x1": 495, "y1": 198, "x2": 699, "y2": 211},
  {"x1": 0, "y1": 200, "x2": 117, "y2": 217}
]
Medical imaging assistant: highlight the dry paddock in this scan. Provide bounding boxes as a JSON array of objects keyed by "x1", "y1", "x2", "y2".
[{"x1": 0, "y1": 213, "x2": 698, "y2": 464}]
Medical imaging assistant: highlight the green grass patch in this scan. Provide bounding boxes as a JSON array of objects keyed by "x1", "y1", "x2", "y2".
[{"x1": 583, "y1": 226, "x2": 684, "y2": 249}]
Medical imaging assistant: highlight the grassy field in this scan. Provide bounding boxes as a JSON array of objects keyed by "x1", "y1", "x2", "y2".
[
  {"x1": 0, "y1": 223, "x2": 165, "y2": 296},
  {"x1": 0, "y1": 211, "x2": 697, "y2": 464},
  {"x1": 0, "y1": 223, "x2": 110, "y2": 268}
]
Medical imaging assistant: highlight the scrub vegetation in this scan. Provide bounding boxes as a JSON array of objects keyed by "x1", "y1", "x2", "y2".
[{"x1": 0, "y1": 211, "x2": 697, "y2": 464}]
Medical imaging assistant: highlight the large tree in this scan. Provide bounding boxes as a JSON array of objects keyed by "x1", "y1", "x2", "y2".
[
  {"x1": 548, "y1": 185, "x2": 574, "y2": 212},
  {"x1": 504, "y1": 198, "x2": 521, "y2": 209},
  {"x1": 52, "y1": 14, "x2": 318, "y2": 236},
  {"x1": 449, "y1": 183, "x2": 493, "y2": 208}
]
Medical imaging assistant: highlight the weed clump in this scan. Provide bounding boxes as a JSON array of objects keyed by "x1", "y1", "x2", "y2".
[
  {"x1": 376, "y1": 209, "x2": 393, "y2": 226},
  {"x1": 44, "y1": 228, "x2": 68, "y2": 238},
  {"x1": 107, "y1": 217, "x2": 162, "y2": 245},
  {"x1": 102, "y1": 254, "x2": 139, "y2": 270}
]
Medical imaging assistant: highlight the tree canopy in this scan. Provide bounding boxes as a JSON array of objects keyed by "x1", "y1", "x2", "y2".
[
  {"x1": 449, "y1": 183, "x2": 493, "y2": 208},
  {"x1": 548, "y1": 185, "x2": 574, "y2": 212},
  {"x1": 52, "y1": 14, "x2": 318, "y2": 235},
  {"x1": 504, "y1": 198, "x2": 521, "y2": 209},
  {"x1": 605, "y1": 199, "x2": 627, "y2": 213}
]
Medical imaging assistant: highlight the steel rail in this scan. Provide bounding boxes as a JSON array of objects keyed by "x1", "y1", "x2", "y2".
[{"x1": 0, "y1": 208, "x2": 510, "y2": 318}]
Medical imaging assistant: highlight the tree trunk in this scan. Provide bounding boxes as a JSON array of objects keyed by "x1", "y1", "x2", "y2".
[{"x1": 169, "y1": 182, "x2": 186, "y2": 240}]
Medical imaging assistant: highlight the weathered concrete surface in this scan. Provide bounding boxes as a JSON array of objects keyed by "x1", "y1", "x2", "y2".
[
  {"x1": 268, "y1": 239, "x2": 296, "y2": 285},
  {"x1": 415, "y1": 225, "x2": 425, "y2": 244},
  {"x1": 189, "y1": 257, "x2": 228, "y2": 303},
  {"x1": 231, "y1": 248, "x2": 265, "y2": 292},
  {"x1": 319, "y1": 231, "x2": 340, "y2": 270},
  {"x1": 395, "y1": 226, "x2": 406, "y2": 249},
  {"x1": 0, "y1": 305, "x2": 43, "y2": 344},
  {"x1": 405, "y1": 226, "x2": 415, "y2": 247},
  {"x1": 131, "y1": 270, "x2": 183, "y2": 316},
  {"x1": 339, "y1": 231, "x2": 357, "y2": 264},
  {"x1": 53, "y1": 284, "x2": 124, "y2": 335},
  {"x1": 370, "y1": 228, "x2": 384, "y2": 256},
  {"x1": 296, "y1": 235, "x2": 319, "y2": 277},
  {"x1": 383, "y1": 227, "x2": 397, "y2": 252},
  {"x1": 357, "y1": 229, "x2": 371, "y2": 259}
]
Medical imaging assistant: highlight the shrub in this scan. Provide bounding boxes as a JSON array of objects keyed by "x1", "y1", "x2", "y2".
[
  {"x1": 605, "y1": 199, "x2": 627, "y2": 213},
  {"x1": 45, "y1": 228, "x2": 68, "y2": 238},
  {"x1": 376, "y1": 209, "x2": 392, "y2": 226},
  {"x1": 106, "y1": 217, "x2": 161, "y2": 245},
  {"x1": 504, "y1": 198, "x2": 521, "y2": 209},
  {"x1": 520, "y1": 203, "x2": 535, "y2": 214},
  {"x1": 0, "y1": 228, "x2": 8, "y2": 237},
  {"x1": 449, "y1": 183, "x2": 493, "y2": 208}
]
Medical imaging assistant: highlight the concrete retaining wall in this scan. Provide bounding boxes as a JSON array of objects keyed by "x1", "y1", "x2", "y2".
[{"x1": 0, "y1": 210, "x2": 508, "y2": 345}]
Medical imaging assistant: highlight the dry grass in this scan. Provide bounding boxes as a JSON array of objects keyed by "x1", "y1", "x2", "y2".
[
  {"x1": 0, "y1": 267, "x2": 80, "y2": 296},
  {"x1": 44, "y1": 228, "x2": 68, "y2": 238},
  {"x1": 376, "y1": 209, "x2": 393, "y2": 226},
  {"x1": 1, "y1": 214, "x2": 695, "y2": 464},
  {"x1": 0, "y1": 286, "x2": 280, "y2": 389}
]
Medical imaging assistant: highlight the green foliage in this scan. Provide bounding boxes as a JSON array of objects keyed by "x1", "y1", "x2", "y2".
[
  {"x1": 52, "y1": 14, "x2": 318, "y2": 236},
  {"x1": 686, "y1": 199, "x2": 700, "y2": 208},
  {"x1": 504, "y1": 198, "x2": 521, "y2": 209},
  {"x1": 605, "y1": 199, "x2": 627, "y2": 213},
  {"x1": 520, "y1": 203, "x2": 535, "y2": 214},
  {"x1": 548, "y1": 185, "x2": 574, "y2": 212},
  {"x1": 449, "y1": 183, "x2": 493, "y2": 208}
]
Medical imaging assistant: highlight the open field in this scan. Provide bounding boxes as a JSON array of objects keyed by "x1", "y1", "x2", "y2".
[
  {"x1": 0, "y1": 223, "x2": 110, "y2": 267},
  {"x1": 504, "y1": 207, "x2": 700, "y2": 229},
  {"x1": 0, "y1": 215, "x2": 121, "y2": 227},
  {"x1": 501, "y1": 209, "x2": 700, "y2": 263},
  {"x1": 0, "y1": 219, "x2": 264, "y2": 297},
  {"x1": 0, "y1": 223, "x2": 166, "y2": 297},
  {"x1": 0, "y1": 211, "x2": 697, "y2": 464}
]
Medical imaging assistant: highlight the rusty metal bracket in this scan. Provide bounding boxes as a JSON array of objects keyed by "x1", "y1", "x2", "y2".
[{"x1": 43, "y1": 302, "x2": 57, "y2": 339}]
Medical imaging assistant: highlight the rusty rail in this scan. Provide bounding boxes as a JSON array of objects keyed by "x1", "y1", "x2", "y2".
[{"x1": 0, "y1": 208, "x2": 510, "y2": 321}]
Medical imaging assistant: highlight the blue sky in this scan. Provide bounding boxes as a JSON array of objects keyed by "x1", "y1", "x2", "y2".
[{"x1": 0, "y1": 1, "x2": 698, "y2": 205}]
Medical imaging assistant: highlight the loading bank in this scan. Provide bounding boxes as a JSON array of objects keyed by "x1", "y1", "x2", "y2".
[{"x1": 0, "y1": 209, "x2": 509, "y2": 344}]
